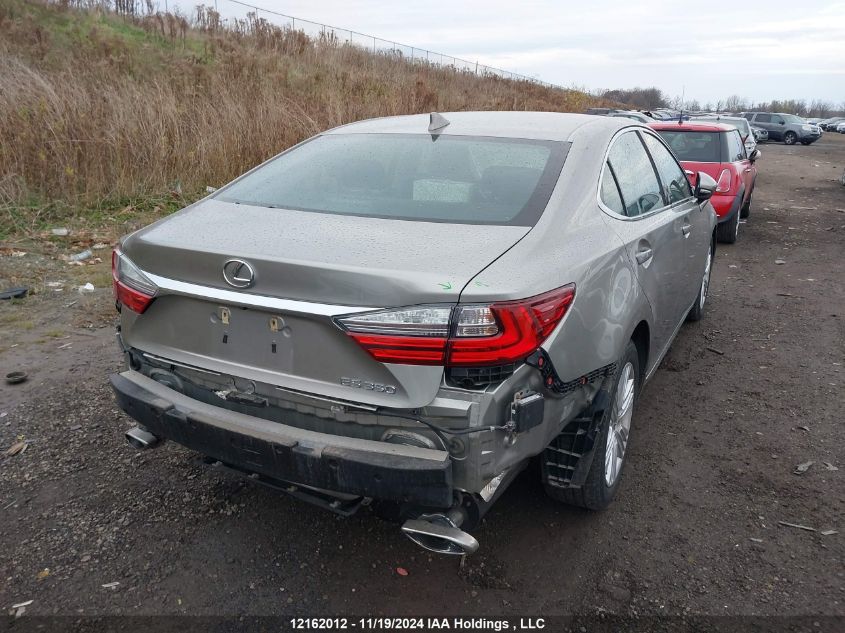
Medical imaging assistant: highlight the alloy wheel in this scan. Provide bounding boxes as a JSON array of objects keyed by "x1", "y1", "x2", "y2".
[{"x1": 604, "y1": 361, "x2": 636, "y2": 487}]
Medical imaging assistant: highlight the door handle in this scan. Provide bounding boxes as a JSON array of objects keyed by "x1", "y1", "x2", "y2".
[
  {"x1": 635, "y1": 248, "x2": 653, "y2": 265},
  {"x1": 681, "y1": 223, "x2": 692, "y2": 237}
]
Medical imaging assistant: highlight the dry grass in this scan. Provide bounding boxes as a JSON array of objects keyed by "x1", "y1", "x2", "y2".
[{"x1": 0, "y1": 0, "x2": 611, "y2": 238}]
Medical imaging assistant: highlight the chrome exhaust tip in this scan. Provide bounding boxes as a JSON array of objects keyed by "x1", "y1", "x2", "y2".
[
  {"x1": 125, "y1": 426, "x2": 161, "y2": 450},
  {"x1": 401, "y1": 513, "x2": 479, "y2": 555}
]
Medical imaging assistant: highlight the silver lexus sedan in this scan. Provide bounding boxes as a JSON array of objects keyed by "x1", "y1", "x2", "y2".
[{"x1": 111, "y1": 112, "x2": 718, "y2": 554}]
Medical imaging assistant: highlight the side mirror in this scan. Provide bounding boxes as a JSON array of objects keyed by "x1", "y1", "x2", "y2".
[
  {"x1": 694, "y1": 172, "x2": 717, "y2": 202},
  {"x1": 749, "y1": 149, "x2": 761, "y2": 162}
]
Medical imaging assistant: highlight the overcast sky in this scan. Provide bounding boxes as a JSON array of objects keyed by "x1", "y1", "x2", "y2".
[{"x1": 181, "y1": 0, "x2": 845, "y2": 105}]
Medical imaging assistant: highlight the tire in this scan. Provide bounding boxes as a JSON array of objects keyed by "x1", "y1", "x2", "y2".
[
  {"x1": 687, "y1": 236, "x2": 713, "y2": 322},
  {"x1": 544, "y1": 341, "x2": 640, "y2": 510},
  {"x1": 740, "y1": 189, "x2": 752, "y2": 219},
  {"x1": 783, "y1": 131, "x2": 798, "y2": 145},
  {"x1": 716, "y1": 208, "x2": 739, "y2": 244}
]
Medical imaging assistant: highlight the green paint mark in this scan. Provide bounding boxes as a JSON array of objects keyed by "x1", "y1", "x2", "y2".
[
  {"x1": 438, "y1": 282, "x2": 453, "y2": 290},
  {"x1": 474, "y1": 280, "x2": 490, "y2": 287}
]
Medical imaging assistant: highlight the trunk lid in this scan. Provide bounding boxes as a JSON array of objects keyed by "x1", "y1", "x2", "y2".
[{"x1": 120, "y1": 199, "x2": 529, "y2": 408}]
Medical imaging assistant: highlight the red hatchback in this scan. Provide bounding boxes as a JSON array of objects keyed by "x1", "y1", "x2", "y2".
[{"x1": 649, "y1": 121, "x2": 760, "y2": 243}]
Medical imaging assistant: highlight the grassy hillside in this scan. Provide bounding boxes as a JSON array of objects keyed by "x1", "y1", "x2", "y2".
[{"x1": 0, "y1": 0, "x2": 612, "y2": 238}]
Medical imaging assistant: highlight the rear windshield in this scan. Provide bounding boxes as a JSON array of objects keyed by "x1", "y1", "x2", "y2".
[
  {"x1": 656, "y1": 130, "x2": 725, "y2": 163},
  {"x1": 216, "y1": 134, "x2": 570, "y2": 226}
]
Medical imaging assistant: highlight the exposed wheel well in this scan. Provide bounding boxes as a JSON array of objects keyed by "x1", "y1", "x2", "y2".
[{"x1": 631, "y1": 321, "x2": 649, "y2": 380}]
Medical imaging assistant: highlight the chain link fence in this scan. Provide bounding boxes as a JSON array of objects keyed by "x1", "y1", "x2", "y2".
[{"x1": 213, "y1": 0, "x2": 561, "y2": 89}]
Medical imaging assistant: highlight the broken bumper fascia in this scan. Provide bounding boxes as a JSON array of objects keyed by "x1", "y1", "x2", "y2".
[{"x1": 110, "y1": 370, "x2": 454, "y2": 508}]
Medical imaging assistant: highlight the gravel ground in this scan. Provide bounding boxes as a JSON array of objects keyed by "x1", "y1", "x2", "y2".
[{"x1": 1, "y1": 135, "x2": 843, "y2": 622}]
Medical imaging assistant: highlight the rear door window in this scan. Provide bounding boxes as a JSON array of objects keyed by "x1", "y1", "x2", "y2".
[
  {"x1": 641, "y1": 133, "x2": 692, "y2": 204},
  {"x1": 606, "y1": 131, "x2": 664, "y2": 217},
  {"x1": 755, "y1": 113, "x2": 772, "y2": 123},
  {"x1": 599, "y1": 163, "x2": 626, "y2": 215}
]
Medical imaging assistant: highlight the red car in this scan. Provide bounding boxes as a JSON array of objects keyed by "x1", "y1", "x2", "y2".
[{"x1": 649, "y1": 121, "x2": 760, "y2": 243}]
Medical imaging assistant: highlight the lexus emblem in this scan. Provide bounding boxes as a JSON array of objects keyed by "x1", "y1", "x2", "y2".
[{"x1": 222, "y1": 259, "x2": 255, "y2": 289}]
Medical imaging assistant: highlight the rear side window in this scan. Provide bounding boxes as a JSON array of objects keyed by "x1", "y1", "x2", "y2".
[
  {"x1": 725, "y1": 130, "x2": 746, "y2": 161},
  {"x1": 641, "y1": 133, "x2": 692, "y2": 203},
  {"x1": 215, "y1": 134, "x2": 569, "y2": 226},
  {"x1": 755, "y1": 113, "x2": 772, "y2": 123},
  {"x1": 599, "y1": 163, "x2": 625, "y2": 215},
  {"x1": 606, "y1": 131, "x2": 664, "y2": 217}
]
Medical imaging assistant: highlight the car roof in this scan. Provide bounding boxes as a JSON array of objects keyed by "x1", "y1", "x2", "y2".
[
  {"x1": 325, "y1": 111, "x2": 633, "y2": 142},
  {"x1": 649, "y1": 121, "x2": 735, "y2": 133},
  {"x1": 694, "y1": 115, "x2": 746, "y2": 122}
]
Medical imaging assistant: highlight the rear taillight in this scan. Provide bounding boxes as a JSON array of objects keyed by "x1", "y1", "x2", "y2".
[
  {"x1": 715, "y1": 168, "x2": 732, "y2": 193},
  {"x1": 335, "y1": 284, "x2": 575, "y2": 367},
  {"x1": 112, "y1": 249, "x2": 157, "y2": 314}
]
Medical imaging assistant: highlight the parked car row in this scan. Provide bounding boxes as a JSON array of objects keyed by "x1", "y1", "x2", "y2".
[
  {"x1": 586, "y1": 108, "x2": 829, "y2": 146},
  {"x1": 111, "y1": 112, "x2": 722, "y2": 555},
  {"x1": 739, "y1": 112, "x2": 821, "y2": 145},
  {"x1": 819, "y1": 117, "x2": 845, "y2": 131}
]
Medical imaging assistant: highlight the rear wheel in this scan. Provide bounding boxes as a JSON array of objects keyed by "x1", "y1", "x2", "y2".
[
  {"x1": 687, "y1": 237, "x2": 713, "y2": 322},
  {"x1": 716, "y1": 208, "x2": 739, "y2": 244},
  {"x1": 783, "y1": 131, "x2": 798, "y2": 145},
  {"x1": 543, "y1": 341, "x2": 639, "y2": 510}
]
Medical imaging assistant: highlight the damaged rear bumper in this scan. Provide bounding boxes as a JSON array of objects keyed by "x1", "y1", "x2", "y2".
[{"x1": 110, "y1": 370, "x2": 453, "y2": 508}]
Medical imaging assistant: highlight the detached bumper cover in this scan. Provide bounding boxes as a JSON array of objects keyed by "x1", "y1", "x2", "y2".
[{"x1": 111, "y1": 371, "x2": 453, "y2": 507}]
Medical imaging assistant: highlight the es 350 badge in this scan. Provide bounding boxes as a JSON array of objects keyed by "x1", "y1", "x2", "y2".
[{"x1": 340, "y1": 377, "x2": 397, "y2": 394}]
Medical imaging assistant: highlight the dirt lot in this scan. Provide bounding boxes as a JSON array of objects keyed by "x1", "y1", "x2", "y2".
[{"x1": 1, "y1": 134, "x2": 843, "y2": 623}]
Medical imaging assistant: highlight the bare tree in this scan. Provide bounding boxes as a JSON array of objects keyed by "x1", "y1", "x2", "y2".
[{"x1": 724, "y1": 95, "x2": 746, "y2": 112}]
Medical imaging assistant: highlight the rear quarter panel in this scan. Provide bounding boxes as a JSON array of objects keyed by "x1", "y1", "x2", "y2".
[{"x1": 458, "y1": 125, "x2": 653, "y2": 383}]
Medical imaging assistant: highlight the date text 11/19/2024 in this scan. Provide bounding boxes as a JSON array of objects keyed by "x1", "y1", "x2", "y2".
[{"x1": 290, "y1": 617, "x2": 547, "y2": 630}]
